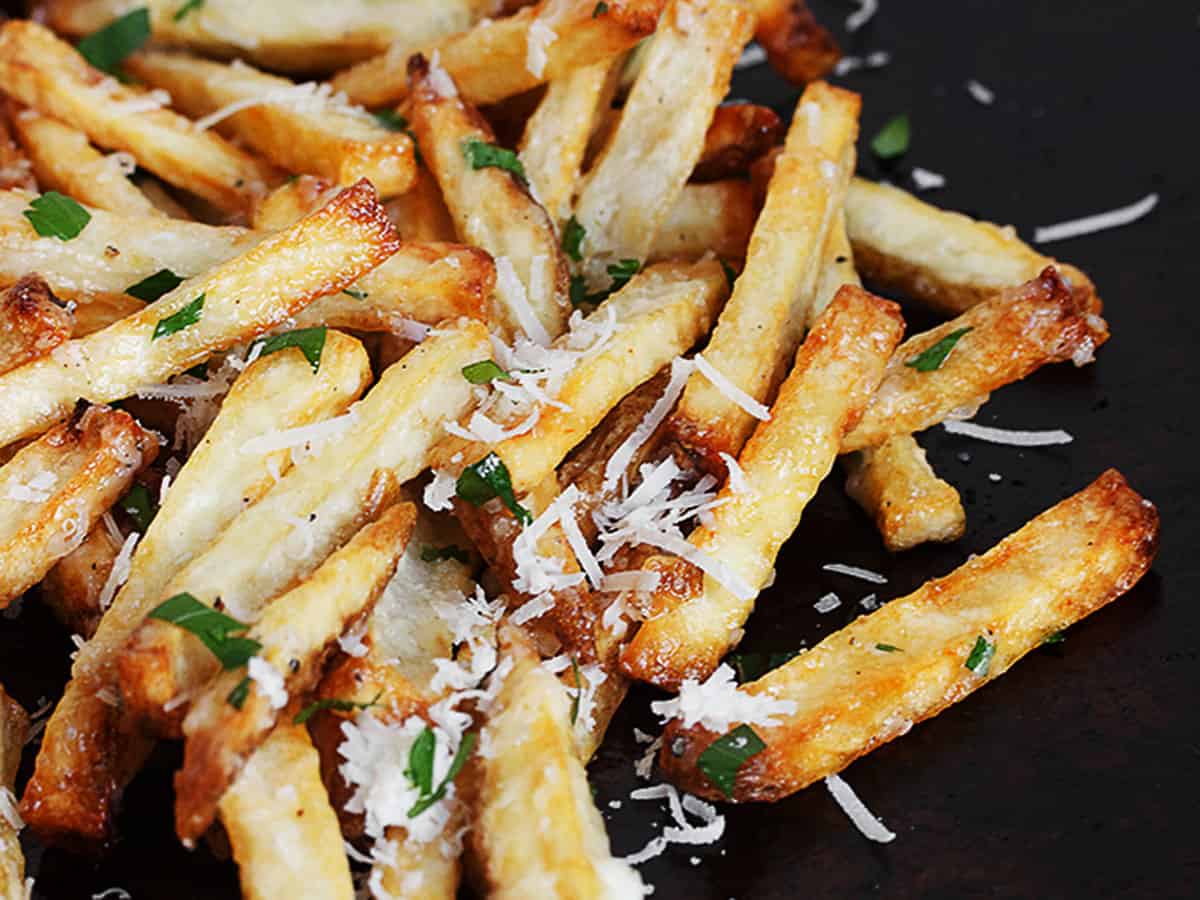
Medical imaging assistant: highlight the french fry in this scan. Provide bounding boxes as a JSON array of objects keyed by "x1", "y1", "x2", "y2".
[
  {"x1": 808, "y1": 210, "x2": 856, "y2": 326},
  {"x1": 471, "y1": 627, "x2": 646, "y2": 899},
  {"x1": 622, "y1": 287, "x2": 904, "y2": 689},
  {"x1": 693, "y1": 102, "x2": 783, "y2": 183},
  {"x1": 332, "y1": 0, "x2": 665, "y2": 109},
  {"x1": 661, "y1": 469, "x2": 1160, "y2": 801},
  {"x1": 0, "y1": 179, "x2": 398, "y2": 448},
  {"x1": 126, "y1": 52, "x2": 417, "y2": 197},
  {"x1": 0, "y1": 20, "x2": 280, "y2": 215},
  {"x1": 176, "y1": 503, "x2": 415, "y2": 843},
  {"x1": 132, "y1": 174, "x2": 194, "y2": 220},
  {"x1": 1, "y1": 685, "x2": 29, "y2": 900},
  {"x1": 386, "y1": 168, "x2": 459, "y2": 242},
  {"x1": 20, "y1": 332, "x2": 371, "y2": 848},
  {"x1": 669, "y1": 82, "x2": 860, "y2": 473},
  {"x1": 431, "y1": 259, "x2": 728, "y2": 495},
  {"x1": 842, "y1": 267, "x2": 1110, "y2": 453},
  {"x1": 0, "y1": 406, "x2": 158, "y2": 610},
  {"x1": 844, "y1": 435, "x2": 966, "y2": 552},
  {"x1": 408, "y1": 53, "x2": 569, "y2": 341},
  {"x1": 0, "y1": 103, "x2": 34, "y2": 191},
  {"x1": 219, "y1": 724, "x2": 354, "y2": 900},
  {"x1": 572, "y1": 0, "x2": 753, "y2": 285},
  {"x1": 845, "y1": 177, "x2": 1100, "y2": 315},
  {"x1": 747, "y1": 0, "x2": 841, "y2": 84},
  {"x1": 40, "y1": 517, "x2": 123, "y2": 637},
  {"x1": 519, "y1": 59, "x2": 621, "y2": 228},
  {"x1": 648, "y1": 180, "x2": 757, "y2": 264},
  {"x1": 7, "y1": 105, "x2": 164, "y2": 217},
  {"x1": 0, "y1": 274, "x2": 73, "y2": 375},
  {"x1": 118, "y1": 322, "x2": 490, "y2": 734}
]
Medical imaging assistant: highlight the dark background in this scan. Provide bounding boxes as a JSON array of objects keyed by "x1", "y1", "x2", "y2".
[{"x1": 3, "y1": 1, "x2": 1198, "y2": 897}]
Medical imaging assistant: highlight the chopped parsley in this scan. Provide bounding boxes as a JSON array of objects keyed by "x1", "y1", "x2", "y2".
[
  {"x1": 253, "y1": 326, "x2": 327, "y2": 373},
  {"x1": 606, "y1": 258, "x2": 641, "y2": 293},
  {"x1": 569, "y1": 657, "x2": 582, "y2": 725},
  {"x1": 126, "y1": 268, "x2": 184, "y2": 302},
  {"x1": 173, "y1": 0, "x2": 204, "y2": 21},
  {"x1": 905, "y1": 327, "x2": 972, "y2": 372},
  {"x1": 875, "y1": 643, "x2": 903, "y2": 653},
  {"x1": 562, "y1": 216, "x2": 586, "y2": 262},
  {"x1": 728, "y1": 650, "x2": 800, "y2": 682},
  {"x1": 420, "y1": 545, "x2": 470, "y2": 565},
  {"x1": 593, "y1": 1, "x2": 609, "y2": 16},
  {"x1": 341, "y1": 287, "x2": 368, "y2": 300},
  {"x1": 1042, "y1": 630, "x2": 1066, "y2": 647},
  {"x1": 406, "y1": 727, "x2": 476, "y2": 817},
  {"x1": 871, "y1": 114, "x2": 910, "y2": 160},
  {"x1": 698, "y1": 724, "x2": 766, "y2": 798},
  {"x1": 227, "y1": 676, "x2": 251, "y2": 710},
  {"x1": 119, "y1": 483, "x2": 157, "y2": 531},
  {"x1": 456, "y1": 453, "x2": 532, "y2": 525},
  {"x1": 461, "y1": 359, "x2": 512, "y2": 384},
  {"x1": 965, "y1": 635, "x2": 995, "y2": 676},
  {"x1": 148, "y1": 592, "x2": 261, "y2": 670},
  {"x1": 569, "y1": 274, "x2": 590, "y2": 308},
  {"x1": 23, "y1": 192, "x2": 91, "y2": 241},
  {"x1": 372, "y1": 110, "x2": 410, "y2": 132},
  {"x1": 76, "y1": 7, "x2": 151, "y2": 74},
  {"x1": 462, "y1": 138, "x2": 527, "y2": 183},
  {"x1": 152, "y1": 294, "x2": 204, "y2": 340},
  {"x1": 293, "y1": 692, "x2": 383, "y2": 725}
]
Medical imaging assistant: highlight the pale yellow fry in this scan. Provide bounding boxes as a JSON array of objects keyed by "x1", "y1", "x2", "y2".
[
  {"x1": 1, "y1": 686, "x2": 29, "y2": 900},
  {"x1": 126, "y1": 51, "x2": 417, "y2": 197},
  {"x1": 573, "y1": 0, "x2": 753, "y2": 285},
  {"x1": 0, "y1": 273, "x2": 73, "y2": 376},
  {"x1": 661, "y1": 470, "x2": 1159, "y2": 801},
  {"x1": 220, "y1": 724, "x2": 354, "y2": 900},
  {"x1": 808, "y1": 209, "x2": 856, "y2": 325},
  {"x1": 20, "y1": 333, "x2": 371, "y2": 848},
  {"x1": 0, "y1": 180, "x2": 397, "y2": 448},
  {"x1": 648, "y1": 180, "x2": 757, "y2": 265},
  {"x1": 41, "y1": 519, "x2": 122, "y2": 637},
  {"x1": 622, "y1": 287, "x2": 904, "y2": 689},
  {"x1": 669, "y1": 81, "x2": 860, "y2": 471}
]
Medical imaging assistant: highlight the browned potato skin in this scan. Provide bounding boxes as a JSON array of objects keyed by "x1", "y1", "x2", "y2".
[
  {"x1": 693, "y1": 103, "x2": 783, "y2": 182},
  {"x1": 748, "y1": 0, "x2": 841, "y2": 84},
  {"x1": 843, "y1": 267, "x2": 1110, "y2": 452},
  {"x1": 41, "y1": 520, "x2": 122, "y2": 637},
  {"x1": 0, "y1": 102, "x2": 35, "y2": 191},
  {"x1": 0, "y1": 273, "x2": 72, "y2": 375},
  {"x1": 661, "y1": 470, "x2": 1159, "y2": 802}
]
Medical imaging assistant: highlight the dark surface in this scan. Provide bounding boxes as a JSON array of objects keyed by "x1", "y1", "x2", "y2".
[{"x1": 3, "y1": 1, "x2": 1198, "y2": 897}]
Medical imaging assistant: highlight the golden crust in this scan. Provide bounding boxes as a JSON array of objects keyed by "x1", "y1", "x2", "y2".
[
  {"x1": 40, "y1": 519, "x2": 123, "y2": 637},
  {"x1": 0, "y1": 273, "x2": 72, "y2": 375},
  {"x1": 693, "y1": 102, "x2": 783, "y2": 183},
  {"x1": 660, "y1": 469, "x2": 1160, "y2": 801},
  {"x1": 0, "y1": 102, "x2": 35, "y2": 192},
  {"x1": 748, "y1": 0, "x2": 841, "y2": 85}
]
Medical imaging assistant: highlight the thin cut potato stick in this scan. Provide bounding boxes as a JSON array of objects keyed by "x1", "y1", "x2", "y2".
[
  {"x1": 20, "y1": 333, "x2": 371, "y2": 848},
  {"x1": 332, "y1": 0, "x2": 665, "y2": 109},
  {"x1": 0, "y1": 20, "x2": 279, "y2": 215},
  {"x1": 40, "y1": 519, "x2": 123, "y2": 637},
  {"x1": 648, "y1": 180, "x2": 757, "y2": 264},
  {"x1": 573, "y1": 0, "x2": 753, "y2": 284},
  {"x1": 842, "y1": 267, "x2": 1110, "y2": 453},
  {"x1": 660, "y1": 469, "x2": 1160, "y2": 802},
  {"x1": 176, "y1": 503, "x2": 415, "y2": 843},
  {"x1": 118, "y1": 322, "x2": 490, "y2": 734},
  {"x1": 472, "y1": 627, "x2": 646, "y2": 899},
  {"x1": 7, "y1": 106, "x2": 164, "y2": 217},
  {"x1": 409, "y1": 53, "x2": 569, "y2": 341},
  {"x1": 669, "y1": 82, "x2": 860, "y2": 473},
  {"x1": 808, "y1": 209, "x2": 856, "y2": 326},
  {"x1": 747, "y1": 0, "x2": 841, "y2": 84},
  {"x1": 386, "y1": 167, "x2": 459, "y2": 242},
  {"x1": 0, "y1": 180, "x2": 398, "y2": 448},
  {"x1": 219, "y1": 724, "x2": 354, "y2": 900},
  {"x1": 0, "y1": 104, "x2": 34, "y2": 191},
  {"x1": 693, "y1": 102, "x2": 783, "y2": 183},
  {"x1": 845, "y1": 177, "x2": 1100, "y2": 314},
  {"x1": 0, "y1": 406, "x2": 158, "y2": 610},
  {"x1": 126, "y1": 52, "x2": 417, "y2": 197},
  {"x1": 0, "y1": 274, "x2": 73, "y2": 375},
  {"x1": 431, "y1": 259, "x2": 729, "y2": 495},
  {"x1": 621, "y1": 287, "x2": 904, "y2": 689}
]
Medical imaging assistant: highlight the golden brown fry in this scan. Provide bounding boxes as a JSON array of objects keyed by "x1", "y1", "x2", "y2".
[
  {"x1": 0, "y1": 406, "x2": 157, "y2": 610},
  {"x1": 648, "y1": 180, "x2": 757, "y2": 265},
  {"x1": 0, "y1": 20, "x2": 279, "y2": 215},
  {"x1": 219, "y1": 724, "x2": 354, "y2": 900},
  {"x1": 669, "y1": 81, "x2": 860, "y2": 474},
  {"x1": 808, "y1": 209, "x2": 856, "y2": 326},
  {"x1": 842, "y1": 267, "x2": 1110, "y2": 452},
  {"x1": 0, "y1": 103, "x2": 34, "y2": 192},
  {"x1": 21, "y1": 333, "x2": 371, "y2": 848},
  {"x1": 175, "y1": 503, "x2": 415, "y2": 843},
  {"x1": 126, "y1": 51, "x2": 417, "y2": 197},
  {"x1": 0, "y1": 180, "x2": 398, "y2": 448},
  {"x1": 386, "y1": 167, "x2": 458, "y2": 242},
  {"x1": 1, "y1": 685, "x2": 29, "y2": 899},
  {"x1": 332, "y1": 0, "x2": 665, "y2": 109},
  {"x1": 845, "y1": 177, "x2": 1100, "y2": 314},
  {"x1": 573, "y1": 0, "x2": 753, "y2": 285},
  {"x1": 622, "y1": 288, "x2": 904, "y2": 689},
  {"x1": 693, "y1": 102, "x2": 783, "y2": 183},
  {"x1": 661, "y1": 469, "x2": 1160, "y2": 801},
  {"x1": 40, "y1": 518, "x2": 123, "y2": 637},
  {"x1": 748, "y1": 0, "x2": 841, "y2": 84},
  {"x1": 7, "y1": 106, "x2": 164, "y2": 217},
  {"x1": 408, "y1": 53, "x2": 569, "y2": 341},
  {"x1": 0, "y1": 274, "x2": 73, "y2": 375}
]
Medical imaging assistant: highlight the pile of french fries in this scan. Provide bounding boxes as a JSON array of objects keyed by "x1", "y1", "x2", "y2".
[{"x1": 0, "y1": 1, "x2": 1159, "y2": 898}]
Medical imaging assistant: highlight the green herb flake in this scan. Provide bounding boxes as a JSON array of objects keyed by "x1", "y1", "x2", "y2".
[
  {"x1": 569, "y1": 274, "x2": 590, "y2": 308},
  {"x1": 462, "y1": 138, "x2": 527, "y2": 183},
  {"x1": 23, "y1": 192, "x2": 91, "y2": 241},
  {"x1": 148, "y1": 592, "x2": 262, "y2": 670},
  {"x1": 606, "y1": 258, "x2": 641, "y2": 293},
  {"x1": 293, "y1": 691, "x2": 383, "y2": 725},
  {"x1": 185, "y1": 362, "x2": 208, "y2": 380},
  {"x1": 227, "y1": 676, "x2": 251, "y2": 710},
  {"x1": 152, "y1": 294, "x2": 205, "y2": 340},
  {"x1": 461, "y1": 359, "x2": 511, "y2": 384},
  {"x1": 372, "y1": 109, "x2": 410, "y2": 132},
  {"x1": 125, "y1": 268, "x2": 184, "y2": 302},
  {"x1": 871, "y1": 113, "x2": 911, "y2": 160},
  {"x1": 965, "y1": 635, "x2": 995, "y2": 676},
  {"x1": 728, "y1": 650, "x2": 800, "y2": 682},
  {"x1": 120, "y1": 482, "x2": 157, "y2": 532},
  {"x1": 342, "y1": 287, "x2": 368, "y2": 300},
  {"x1": 406, "y1": 729, "x2": 477, "y2": 818},
  {"x1": 569, "y1": 657, "x2": 582, "y2": 725},
  {"x1": 420, "y1": 545, "x2": 470, "y2": 565},
  {"x1": 562, "y1": 216, "x2": 586, "y2": 262},
  {"x1": 905, "y1": 327, "x2": 973, "y2": 372},
  {"x1": 593, "y1": 1, "x2": 609, "y2": 16},
  {"x1": 173, "y1": 0, "x2": 204, "y2": 22},
  {"x1": 254, "y1": 326, "x2": 327, "y2": 373},
  {"x1": 1042, "y1": 630, "x2": 1066, "y2": 647},
  {"x1": 875, "y1": 643, "x2": 903, "y2": 653},
  {"x1": 77, "y1": 7, "x2": 151, "y2": 74},
  {"x1": 698, "y1": 724, "x2": 766, "y2": 798},
  {"x1": 456, "y1": 453, "x2": 532, "y2": 525}
]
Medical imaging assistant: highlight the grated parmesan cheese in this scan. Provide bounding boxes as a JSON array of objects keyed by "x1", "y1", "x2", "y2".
[
  {"x1": 423, "y1": 470, "x2": 458, "y2": 512},
  {"x1": 911, "y1": 167, "x2": 946, "y2": 191},
  {"x1": 4, "y1": 470, "x2": 56, "y2": 504},
  {"x1": 1034, "y1": 192, "x2": 1159, "y2": 244},
  {"x1": 942, "y1": 420, "x2": 1074, "y2": 446},
  {"x1": 494, "y1": 256, "x2": 553, "y2": 347},
  {"x1": 833, "y1": 50, "x2": 891, "y2": 76},
  {"x1": 718, "y1": 452, "x2": 751, "y2": 495},
  {"x1": 624, "y1": 783, "x2": 726, "y2": 865},
  {"x1": 822, "y1": 563, "x2": 887, "y2": 584},
  {"x1": 426, "y1": 51, "x2": 459, "y2": 99},
  {"x1": 965, "y1": 79, "x2": 995, "y2": 105},
  {"x1": 846, "y1": 0, "x2": 879, "y2": 31},
  {"x1": 194, "y1": 79, "x2": 373, "y2": 132},
  {"x1": 338, "y1": 619, "x2": 370, "y2": 658},
  {"x1": 650, "y1": 663, "x2": 795, "y2": 732},
  {"x1": 734, "y1": 43, "x2": 767, "y2": 70},
  {"x1": 240, "y1": 409, "x2": 358, "y2": 460},
  {"x1": 525, "y1": 19, "x2": 557, "y2": 78},
  {"x1": 247, "y1": 657, "x2": 288, "y2": 710},
  {"x1": 825, "y1": 774, "x2": 896, "y2": 843},
  {"x1": 814, "y1": 592, "x2": 841, "y2": 614},
  {"x1": 1, "y1": 786, "x2": 23, "y2": 830},
  {"x1": 98, "y1": 531, "x2": 140, "y2": 611},
  {"x1": 602, "y1": 357, "x2": 693, "y2": 494},
  {"x1": 694, "y1": 354, "x2": 771, "y2": 421}
]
